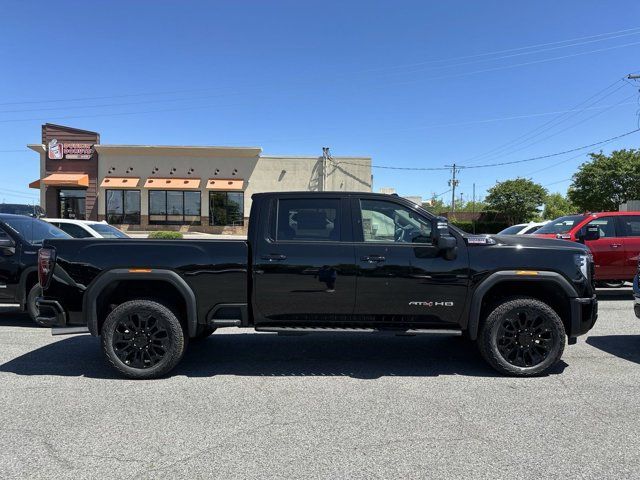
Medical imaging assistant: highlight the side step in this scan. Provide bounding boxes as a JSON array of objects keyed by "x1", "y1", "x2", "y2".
[
  {"x1": 51, "y1": 326, "x2": 90, "y2": 336},
  {"x1": 209, "y1": 319, "x2": 242, "y2": 327},
  {"x1": 255, "y1": 326, "x2": 461, "y2": 336}
]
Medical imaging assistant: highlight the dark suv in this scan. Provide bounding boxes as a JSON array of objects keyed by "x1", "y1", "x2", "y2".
[
  {"x1": 0, "y1": 203, "x2": 45, "y2": 217},
  {"x1": 0, "y1": 214, "x2": 69, "y2": 321}
]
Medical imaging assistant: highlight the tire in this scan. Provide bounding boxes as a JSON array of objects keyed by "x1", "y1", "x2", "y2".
[
  {"x1": 478, "y1": 297, "x2": 565, "y2": 376},
  {"x1": 27, "y1": 284, "x2": 43, "y2": 326},
  {"x1": 101, "y1": 300, "x2": 187, "y2": 379},
  {"x1": 192, "y1": 325, "x2": 217, "y2": 341}
]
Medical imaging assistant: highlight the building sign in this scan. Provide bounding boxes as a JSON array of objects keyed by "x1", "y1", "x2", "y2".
[{"x1": 48, "y1": 138, "x2": 94, "y2": 160}]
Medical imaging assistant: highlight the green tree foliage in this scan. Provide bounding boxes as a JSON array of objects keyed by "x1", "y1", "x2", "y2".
[
  {"x1": 485, "y1": 178, "x2": 547, "y2": 224},
  {"x1": 542, "y1": 193, "x2": 576, "y2": 220},
  {"x1": 568, "y1": 149, "x2": 640, "y2": 211}
]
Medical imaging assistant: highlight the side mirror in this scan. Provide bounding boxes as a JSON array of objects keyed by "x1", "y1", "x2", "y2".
[
  {"x1": 432, "y1": 216, "x2": 457, "y2": 259},
  {"x1": 0, "y1": 238, "x2": 15, "y2": 256}
]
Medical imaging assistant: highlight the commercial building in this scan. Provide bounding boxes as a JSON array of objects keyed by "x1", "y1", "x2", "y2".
[{"x1": 28, "y1": 124, "x2": 372, "y2": 234}]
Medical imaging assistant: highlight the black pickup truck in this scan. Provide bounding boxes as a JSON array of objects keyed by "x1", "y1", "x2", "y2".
[{"x1": 37, "y1": 192, "x2": 598, "y2": 379}]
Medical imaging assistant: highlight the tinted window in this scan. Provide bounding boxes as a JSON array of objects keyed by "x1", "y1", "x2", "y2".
[
  {"x1": 209, "y1": 192, "x2": 244, "y2": 226},
  {"x1": 360, "y1": 199, "x2": 432, "y2": 243},
  {"x1": 498, "y1": 225, "x2": 525, "y2": 235},
  {"x1": 522, "y1": 225, "x2": 543, "y2": 234},
  {"x1": 57, "y1": 223, "x2": 93, "y2": 238},
  {"x1": 581, "y1": 217, "x2": 616, "y2": 238},
  {"x1": 0, "y1": 227, "x2": 13, "y2": 244},
  {"x1": 149, "y1": 191, "x2": 201, "y2": 225},
  {"x1": 536, "y1": 215, "x2": 586, "y2": 235},
  {"x1": 276, "y1": 198, "x2": 340, "y2": 241},
  {"x1": 106, "y1": 190, "x2": 141, "y2": 224},
  {"x1": 619, "y1": 215, "x2": 640, "y2": 237},
  {"x1": 2, "y1": 217, "x2": 70, "y2": 245},
  {"x1": 90, "y1": 223, "x2": 128, "y2": 238}
]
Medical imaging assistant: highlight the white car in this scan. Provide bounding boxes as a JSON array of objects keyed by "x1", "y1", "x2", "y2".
[
  {"x1": 44, "y1": 218, "x2": 129, "y2": 239},
  {"x1": 498, "y1": 221, "x2": 549, "y2": 235}
]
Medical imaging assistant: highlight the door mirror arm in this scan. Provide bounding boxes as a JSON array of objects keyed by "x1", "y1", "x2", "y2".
[{"x1": 432, "y1": 216, "x2": 458, "y2": 260}]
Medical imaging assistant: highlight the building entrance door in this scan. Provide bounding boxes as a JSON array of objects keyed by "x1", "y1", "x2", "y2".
[{"x1": 57, "y1": 189, "x2": 86, "y2": 219}]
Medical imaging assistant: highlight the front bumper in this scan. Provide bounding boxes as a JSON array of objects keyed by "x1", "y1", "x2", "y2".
[
  {"x1": 35, "y1": 297, "x2": 67, "y2": 327},
  {"x1": 569, "y1": 295, "x2": 598, "y2": 338}
]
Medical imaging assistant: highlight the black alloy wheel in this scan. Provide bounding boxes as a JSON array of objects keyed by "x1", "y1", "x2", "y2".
[
  {"x1": 112, "y1": 313, "x2": 170, "y2": 369},
  {"x1": 479, "y1": 297, "x2": 565, "y2": 376},
  {"x1": 495, "y1": 308, "x2": 555, "y2": 368},
  {"x1": 101, "y1": 300, "x2": 186, "y2": 379}
]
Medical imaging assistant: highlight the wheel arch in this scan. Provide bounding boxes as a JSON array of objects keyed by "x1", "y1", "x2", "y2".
[
  {"x1": 467, "y1": 271, "x2": 577, "y2": 340},
  {"x1": 83, "y1": 269, "x2": 198, "y2": 337},
  {"x1": 17, "y1": 266, "x2": 38, "y2": 309}
]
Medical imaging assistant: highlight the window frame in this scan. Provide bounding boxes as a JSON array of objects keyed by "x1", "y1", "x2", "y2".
[
  {"x1": 148, "y1": 190, "x2": 201, "y2": 226},
  {"x1": 580, "y1": 216, "x2": 618, "y2": 239},
  {"x1": 208, "y1": 191, "x2": 245, "y2": 227},
  {"x1": 354, "y1": 197, "x2": 434, "y2": 245},
  {"x1": 105, "y1": 189, "x2": 141, "y2": 225},
  {"x1": 616, "y1": 215, "x2": 640, "y2": 237}
]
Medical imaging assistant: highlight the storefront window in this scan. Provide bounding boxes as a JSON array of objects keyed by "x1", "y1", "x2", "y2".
[
  {"x1": 149, "y1": 190, "x2": 201, "y2": 225},
  {"x1": 58, "y1": 189, "x2": 86, "y2": 220},
  {"x1": 106, "y1": 190, "x2": 141, "y2": 224},
  {"x1": 209, "y1": 192, "x2": 244, "y2": 226}
]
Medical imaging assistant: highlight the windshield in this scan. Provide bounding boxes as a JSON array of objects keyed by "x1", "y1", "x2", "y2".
[
  {"x1": 90, "y1": 223, "x2": 129, "y2": 238},
  {"x1": 498, "y1": 224, "x2": 525, "y2": 235},
  {"x1": 535, "y1": 215, "x2": 585, "y2": 235},
  {"x1": 2, "y1": 216, "x2": 70, "y2": 245}
]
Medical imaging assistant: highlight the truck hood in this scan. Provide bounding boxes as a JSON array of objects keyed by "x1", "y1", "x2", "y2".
[{"x1": 469, "y1": 233, "x2": 589, "y2": 253}]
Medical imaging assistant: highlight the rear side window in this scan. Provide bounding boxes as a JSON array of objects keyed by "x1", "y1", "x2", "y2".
[
  {"x1": 57, "y1": 223, "x2": 93, "y2": 238},
  {"x1": 619, "y1": 215, "x2": 640, "y2": 237},
  {"x1": 276, "y1": 198, "x2": 341, "y2": 242}
]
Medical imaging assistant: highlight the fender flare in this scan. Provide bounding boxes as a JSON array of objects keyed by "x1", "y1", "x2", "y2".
[
  {"x1": 467, "y1": 271, "x2": 578, "y2": 340},
  {"x1": 83, "y1": 269, "x2": 198, "y2": 337},
  {"x1": 17, "y1": 266, "x2": 38, "y2": 308}
]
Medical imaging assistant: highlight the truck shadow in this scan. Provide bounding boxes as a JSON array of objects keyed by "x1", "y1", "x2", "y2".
[
  {"x1": 586, "y1": 335, "x2": 640, "y2": 364},
  {"x1": 0, "y1": 333, "x2": 568, "y2": 380},
  {"x1": 595, "y1": 288, "x2": 633, "y2": 301}
]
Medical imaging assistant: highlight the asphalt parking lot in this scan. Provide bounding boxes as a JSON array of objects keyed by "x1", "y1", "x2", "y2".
[{"x1": 0, "y1": 290, "x2": 639, "y2": 479}]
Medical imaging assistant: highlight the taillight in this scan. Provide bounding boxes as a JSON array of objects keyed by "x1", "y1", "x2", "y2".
[{"x1": 38, "y1": 247, "x2": 56, "y2": 289}]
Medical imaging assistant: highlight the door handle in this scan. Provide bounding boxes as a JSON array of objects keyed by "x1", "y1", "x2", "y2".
[
  {"x1": 261, "y1": 253, "x2": 287, "y2": 261},
  {"x1": 361, "y1": 255, "x2": 386, "y2": 263},
  {"x1": 610, "y1": 243, "x2": 622, "y2": 248}
]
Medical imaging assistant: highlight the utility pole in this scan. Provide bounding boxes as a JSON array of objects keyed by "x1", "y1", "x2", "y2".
[
  {"x1": 446, "y1": 164, "x2": 460, "y2": 214},
  {"x1": 321, "y1": 147, "x2": 331, "y2": 191},
  {"x1": 472, "y1": 183, "x2": 476, "y2": 234},
  {"x1": 628, "y1": 74, "x2": 640, "y2": 80}
]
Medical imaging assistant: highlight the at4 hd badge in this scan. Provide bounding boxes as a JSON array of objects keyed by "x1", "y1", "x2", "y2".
[{"x1": 409, "y1": 301, "x2": 454, "y2": 307}]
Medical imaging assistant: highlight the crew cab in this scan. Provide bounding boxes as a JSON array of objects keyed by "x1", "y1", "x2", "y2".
[
  {"x1": 534, "y1": 212, "x2": 640, "y2": 285},
  {"x1": 0, "y1": 214, "x2": 69, "y2": 321},
  {"x1": 37, "y1": 192, "x2": 598, "y2": 379}
]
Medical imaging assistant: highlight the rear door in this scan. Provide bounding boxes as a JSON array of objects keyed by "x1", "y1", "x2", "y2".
[
  {"x1": 616, "y1": 215, "x2": 640, "y2": 279},
  {"x1": 581, "y1": 216, "x2": 625, "y2": 280},
  {"x1": 252, "y1": 196, "x2": 357, "y2": 323}
]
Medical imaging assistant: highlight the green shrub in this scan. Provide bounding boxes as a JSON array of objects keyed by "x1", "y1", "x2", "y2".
[{"x1": 147, "y1": 231, "x2": 184, "y2": 239}]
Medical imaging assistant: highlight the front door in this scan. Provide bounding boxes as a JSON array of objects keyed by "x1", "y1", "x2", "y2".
[
  {"x1": 57, "y1": 189, "x2": 86, "y2": 220},
  {"x1": 253, "y1": 196, "x2": 356, "y2": 323},
  {"x1": 353, "y1": 198, "x2": 468, "y2": 326},
  {"x1": 582, "y1": 216, "x2": 626, "y2": 280},
  {"x1": 616, "y1": 215, "x2": 640, "y2": 279}
]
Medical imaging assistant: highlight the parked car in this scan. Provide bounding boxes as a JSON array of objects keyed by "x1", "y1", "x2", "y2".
[
  {"x1": 497, "y1": 221, "x2": 549, "y2": 235},
  {"x1": 37, "y1": 192, "x2": 597, "y2": 379},
  {"x1": 534, "y1": 212, "x2": 640, "y2": 286},
  {"x1": 0, "y1": 214, "x2": 70, "y2": 322},
  {"x1": 0, "y1": 203, "x2": 44, "y2": 217},
  {"x1": 44, "y1": 219, "x2": 129, "y2": 239}
]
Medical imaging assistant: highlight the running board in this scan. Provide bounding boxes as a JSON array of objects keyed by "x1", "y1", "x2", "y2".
[
  {"x1": 51, "y1": 326, "x2": 90, "y2": 336},
  {"x1": 209, "y1": 319, "x2": 242, "y2": 327},
  {"x1": 255, "y1": 326, "x2": 461, "y2": 336}
]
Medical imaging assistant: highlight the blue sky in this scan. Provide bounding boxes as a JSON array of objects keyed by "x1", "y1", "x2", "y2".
[{"x1": 1, "y1": 0, "x2": 639, "y2": 205}]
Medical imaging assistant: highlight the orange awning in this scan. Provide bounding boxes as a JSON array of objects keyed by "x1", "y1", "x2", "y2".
[
  {"x1": 206, "y1": 178, "x2": 244, "y2": 190},
  {"x1": 100, "y1": 177, "x2": 140, "y2": 188},
  {"x1": 30, "y1": 173, "x2": 89, "y2": 189},
  {"x1": 143, "y1": 178, "x2": 201, "y2": 189}
]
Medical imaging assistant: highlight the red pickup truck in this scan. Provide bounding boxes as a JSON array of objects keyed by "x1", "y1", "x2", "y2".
[{"x1": 534, "y1": 211, "x2": 640, "y2": 284}]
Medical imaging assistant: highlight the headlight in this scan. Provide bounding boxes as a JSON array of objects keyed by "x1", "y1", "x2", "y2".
[{"x1": 574, "y1": 253, "x2": 592, "y2": 280}]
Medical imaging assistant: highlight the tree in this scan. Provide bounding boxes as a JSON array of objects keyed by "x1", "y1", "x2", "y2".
[
  {"x1": 485, "y1": 178, "x2": 547, "y2": 224},
  {"x1": 568, "y1": 149, "x2": 640, "y2": 211},
  {"x1": 543, "y1": 193, "x2": 575, "y2": 220}
]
